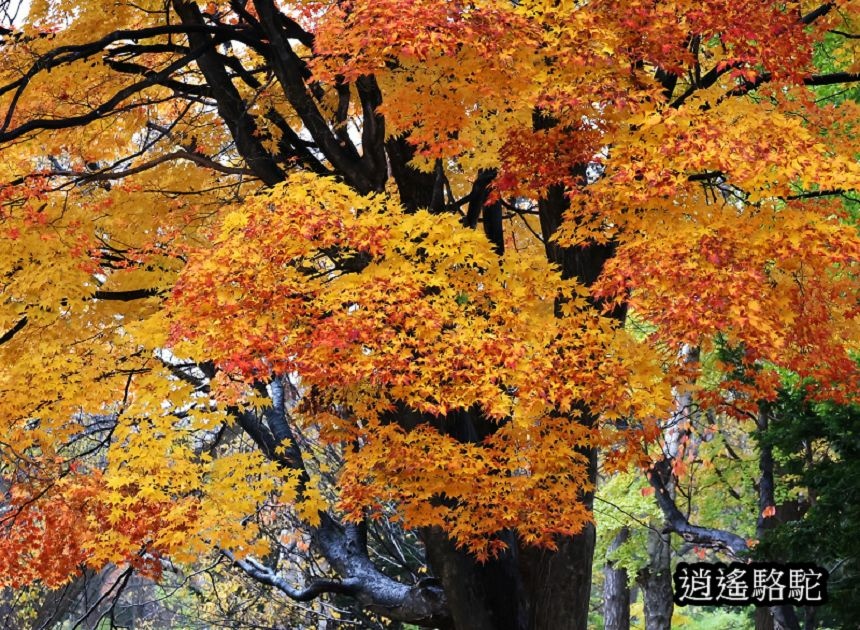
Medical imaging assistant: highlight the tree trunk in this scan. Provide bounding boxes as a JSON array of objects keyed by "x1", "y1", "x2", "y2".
[
  {"x1": 521, "y1": 516, "x2": 597, "y2": 629},
  {"x1": 414, "y1": 404, "x2": 598, "y2": 630},
  {"x1": 603, "y1": 527, "x2": 631, "y2": 630},
  {"x1": 637, "y1": 529, "x2": 673, "y2": 630},
  {"x1": 421, "y1": 522, "x2": 599, "y2": 630},
  {"x1": 407, "y1": 179, "x2": 617, "y2": 630},
  {"x1": 421, "y1": 528, "x2": 527, "y2": 630},
  {"x1": 755, "y1": 409, "x2": 800, "y2": 630},
  {"x1": 505, "y1": 183, "x2": 621, "y2": 630}
]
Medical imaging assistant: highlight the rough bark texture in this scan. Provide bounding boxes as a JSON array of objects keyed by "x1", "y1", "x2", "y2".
[
  {"x1": 603, "y1": 527, "x2": 631, "y2": 630},
  {"x1": 421, "y1": 528, "x2": 526, "y2": 630},
  {"x1": 638, "y1": 529, "x2": 673, "y2": 630},
  {"x1": 232, "y1": 397, "x2": 452, "y2": 628},
  {"x1": 520, "y1": 473, "x2": 598, "y2": 630},
  {"x1": 512, "y1": 183, "x2": 621, "y2": 630}
]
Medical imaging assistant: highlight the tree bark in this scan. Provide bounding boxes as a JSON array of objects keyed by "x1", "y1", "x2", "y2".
[
  {"x1": 520, "y1": 453, "x2": 598, "y2": 630},
  {"x1": 422, "y1": 456, "x2": 600, "y2": 630},
  {"x1": 637, "y1": 529, "x2": 673, "y2": 630},
  {"x1": 511, "y1": 182, "x2": 622, "y2": 630},
  {"x1": 603, "y1": 527, "x2": 631, "y2": 630},
  {"x1": 421, "y1": 527, "x2": 526, "y2": 630}
]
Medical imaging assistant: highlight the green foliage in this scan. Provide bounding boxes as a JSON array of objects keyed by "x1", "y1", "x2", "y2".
[
  {"x1": 678, "y1": 607, "x2": 752, "y2": 630},
  {"x1": 754, "y1": 384, "x2": 860, "y2": 627},
  {"x1": 595, "y1": 472, "x2": 662, "y2": 584}
]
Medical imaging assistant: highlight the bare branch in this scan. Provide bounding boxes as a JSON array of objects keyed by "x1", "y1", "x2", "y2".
[
  {"x1": 648, "y1": 457, "x2": 749, "y2": 557},
  {"x1": 223, "y1": 550, "x2": 360, "y2": 601},
  {"x1": 40, "y1": 150, "x2": 254, "y2": 182}
]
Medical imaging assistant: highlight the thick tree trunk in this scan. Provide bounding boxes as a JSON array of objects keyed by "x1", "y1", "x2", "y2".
[
  {"x1": 421, "y1": 528, "x2": 526, "y2": 630},
  {"x1": 520, "y1": 447, "x2": 598, "y2": 630},
  {"x1": 420, "y1": 522, "x2": 599, "y2": 630},
  {"x1": 419, "y1": 498, "x2": 599, "y2": 630},
  {"x1": 603, "y1": 527, "x2": 631, "y2": 630},
  {"x1": 521, "y1": 526, "x2": 597, "y2": 628},
  {"x1": 415, "y1": 406, "x2": 596, "y2": 630},
  {"x1": 501, "y1": 183, "x2": 621, "y2": 630}
]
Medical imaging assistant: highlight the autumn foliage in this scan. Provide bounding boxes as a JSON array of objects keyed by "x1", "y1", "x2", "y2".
[{"x1": 0, "y1": 0, "x2": 859, "y2": 626}]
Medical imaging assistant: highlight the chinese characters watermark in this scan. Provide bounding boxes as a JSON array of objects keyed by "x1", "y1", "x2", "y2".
[{"x1": 674, "y1": 562, "x2": 828, "y2": 606}]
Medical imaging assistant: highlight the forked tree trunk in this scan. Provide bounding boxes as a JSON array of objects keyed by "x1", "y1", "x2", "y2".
[{"x1": 414, "y1": 184, "x2": 618, "y2": 630}]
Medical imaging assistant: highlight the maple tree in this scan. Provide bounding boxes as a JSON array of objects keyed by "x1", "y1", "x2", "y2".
[{"x1": 0, "y1": 0, "x2": 859, "y2": 628}]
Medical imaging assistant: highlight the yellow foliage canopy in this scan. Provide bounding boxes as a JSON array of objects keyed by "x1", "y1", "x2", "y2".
[{"x1": 0, "y1": 0, "x2": 857, "y2": 596}]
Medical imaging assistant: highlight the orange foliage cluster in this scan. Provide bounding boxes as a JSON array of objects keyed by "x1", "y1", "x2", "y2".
[
  {"x1": 0, "y1": 0, "x2": 858, "y2": 585},
  {"x1": 169, "y1": 175, "x2": 669, "y2": 551},
  {"x1": 0, "y1": 468, "x2": 180, "y2": 588}
]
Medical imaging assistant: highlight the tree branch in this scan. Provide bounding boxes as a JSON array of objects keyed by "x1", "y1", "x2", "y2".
[
  {"x1": 228, "y1": 378, "x2": 452, "y2": 627},
  {"x1": 804, "y1": 71, "x2": 860, "y2": 86},
  {"x1": 41, "y1": 150, "x2": 254, "y2": 182},
  {"x1": 93, "y1": 288, "x2": 162, "y2": 301},
  {"x1": 830, "y1": 29, "x2": 860, "y2": 39},
  {"x1": 0, "y1": 45, "x2": 212, "y2": 142},
  {"x1": 223, "y1": 550, "x2": 360, "y2": 601},
  {"x1": 252, "y1": 0, "x2": 377, "y2": 193},
  {"x1": 648, "y1": 457, "x2": 749, "y2": 557},
  {"x1": 173, "y1": 0, "x2": 284, "y2": 186},
  {"x1": 0, "y1": 316, "x2": 26, "y2": 345},
  {"x1": 800, "y1": 3, "x2": 834, "y2": 25},
  {"x1": 0, "y1": 23, "x2": 249, "y2": 101},
  {"x1": 672, "y1": 3, "x2": 837, "y2": 108},
  {"x1": 785, "y1": 188, "x2": 846, "y2": 200}
]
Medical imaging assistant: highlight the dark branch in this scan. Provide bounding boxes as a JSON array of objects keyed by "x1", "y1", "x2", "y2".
[
  {"x1": 0, "y1": 316, "x2": 26, "y2": 345},
  {"x1": 264, "y1": 107, "x2": 331, "y2": 175},
  {"x1": 0, "y1": 23, "x2": 249, "y2": 100},
  {"x1": 804, "y1": 72, "x2": 860, "y2": 86},
  {"x1": 0, "y1": 45, "x2": 212, "y2": 142},
  {"x1": 830, "y1": 29, "x2": 860, "y2": 39},
  {"x1": 356, "y1": 75, "x2": 388, "y2": 191},
  {"x1": 672, "y1": 3, "x2": 837, "y2": 108},
  {"x1": 785, "y1": 189, "x2": 846, "y2": 200},
  {"x1": 252, "y1": 0, "x2": 376, "y2": 193},
  {"x1": 93, "y1": 288, "x2": 162, "y2": 301},
  {"x1": 223, "y1": 551, "x2": 360, "y2": 601},
  {"x1": 671, "y1": 61, "x2": 744, "y2": 108},
  {"x1": 801, "y1": 3, "x2": 834, "y2": 25},
  {"x1": 173, "y1": 0, "x2": 284, "y2": 186},
  {"x1": 649, "y1": 457, "x2": 749, "y2": 557},
  {"x1": 102, "y1": 57, "x2": 214, "y2": 99},
  {"x1": 227, "y1": 377, "x2": 451, "y2": 627},
  {"x1": 41, "y1": 150, "x2": 254, "y2": 181}
]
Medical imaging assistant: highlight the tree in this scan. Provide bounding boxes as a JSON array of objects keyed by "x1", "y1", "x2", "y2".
[
  {"x1": 1, "y1": 1, "x2": 859, "y2": 628},
  {"x1": 753, "y1": 382, "x2": 860, "y2": 629}
]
